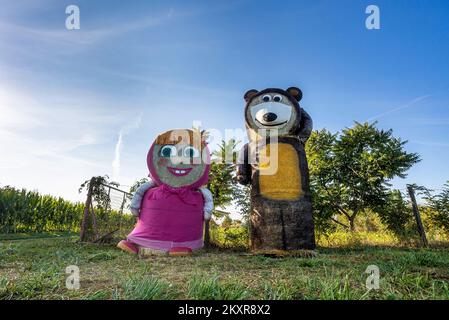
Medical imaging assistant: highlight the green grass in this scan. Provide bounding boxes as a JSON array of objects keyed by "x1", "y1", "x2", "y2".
[
  {"x1": 1, "y1": 236, "x2": 449, "y2": 300},
  {"x1": 187, "y1": 274, "x2": 249, "y2": 300},
  {"x1": 0, "y1": 232, "x2": 76, "y2": 241},
  {"x1": 119, "y1": 276, "x2": 178, "y2": 300}
]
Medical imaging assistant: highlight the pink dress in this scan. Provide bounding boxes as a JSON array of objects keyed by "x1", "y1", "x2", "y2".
[{"x1": 127, "y1": 185, "x2": 205, "y2": 251}]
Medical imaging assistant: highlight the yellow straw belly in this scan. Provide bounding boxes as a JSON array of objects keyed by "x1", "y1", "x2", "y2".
[{"x1": 258, "y1": 143, "x2": 303, "y2": 200}]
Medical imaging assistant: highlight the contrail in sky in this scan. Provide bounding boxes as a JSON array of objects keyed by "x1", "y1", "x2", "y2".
[
  {"x1": 367, "y1": 95, "x2": 431, "y2": 122},
  {"x1": 112, "y1": 113, "x2": 142, "y2": 182}
]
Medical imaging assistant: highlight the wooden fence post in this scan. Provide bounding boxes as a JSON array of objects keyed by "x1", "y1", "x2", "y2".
[
  {"x1": 407, "y1": 185, "x2": 428, "y2": 248},
  {"x1": 80, "y1": 177, "x2": 94, "y2": 242}
]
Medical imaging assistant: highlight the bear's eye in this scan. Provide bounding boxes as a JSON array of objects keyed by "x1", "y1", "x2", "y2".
[
  {"x1": 183, "y1": 146, "x2": 200, "y2": 158},
  {"x1": 262, "y1": 95, "x2": 271, "y2": 102},
  {"x1": 160, "y1": 145, "x2": 177, "y2": 157},
  {"x1": 273, "y1": 95, "x2": 283, "y2": 102}
]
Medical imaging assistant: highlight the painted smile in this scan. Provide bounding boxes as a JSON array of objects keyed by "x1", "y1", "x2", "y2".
[
  {"x1": 167, "y1": 167, "x2": 193, "y2": 177},
  {"x1": 255, "y1": 119, "x2": 288, "y2": 127}
]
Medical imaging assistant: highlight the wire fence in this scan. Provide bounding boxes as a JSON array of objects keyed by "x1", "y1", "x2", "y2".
[
  {"x1": 108, "y1": 184, "x2": 132, "y2": 215},
  {"x1": 80, "y1": 182, "x2": 135, "y2": 243}
]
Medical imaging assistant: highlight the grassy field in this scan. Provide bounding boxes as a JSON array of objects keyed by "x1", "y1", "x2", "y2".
[{"x1": 1, "y1": 236, "x2": 449, "y2": 300}]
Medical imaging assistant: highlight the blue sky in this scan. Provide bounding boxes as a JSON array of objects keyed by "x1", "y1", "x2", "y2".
[{"x1": 0, "y1": 0, "x2": 448, "y2": 203}]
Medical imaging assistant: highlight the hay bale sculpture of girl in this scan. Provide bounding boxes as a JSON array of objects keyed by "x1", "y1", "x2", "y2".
[{"x1": 117, "y1": 129, "x2": 213, "y2": 256}]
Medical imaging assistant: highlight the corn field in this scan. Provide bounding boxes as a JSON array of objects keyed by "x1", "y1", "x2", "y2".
[{"x1": 0, "y1": 186, "x2": 134, "y2": 234}]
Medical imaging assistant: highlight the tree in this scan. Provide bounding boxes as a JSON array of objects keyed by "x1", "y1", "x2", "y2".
[
  {"x1": 422, "y1": 181, "x2": 449, "y2": 235},
  {"x1": 376, "y1": 190, "x2": 415, "y2": 239},
  {"x1": 233, "y1": 184, "x2": 251, "y2": 223},
  {"x1": 306, "y1": 130, "x2": 340, "y2": 232},
  {"x1": 208, "y1": 139, "x2": 239, "y2": 208},
  {"x1": 205, "y1": 139, "x2": 242, "y2": 246},
  {"x1": 79, "y1": 175, "x2": 119, "y2": 209},
  {"x1": 306, "y1": 122, "x2": 420, "y2": 231},
  {"x1": 78, "y1": 175, "x2": 120, "y2": 241}
]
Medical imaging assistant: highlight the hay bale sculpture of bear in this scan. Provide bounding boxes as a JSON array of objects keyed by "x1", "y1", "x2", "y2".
[
  {"x1": 117, "y1": 129, "x2": 213, "y2": 257},
  {"x1": 237, "y1": 87, "x2": 316, "y2": 253}
]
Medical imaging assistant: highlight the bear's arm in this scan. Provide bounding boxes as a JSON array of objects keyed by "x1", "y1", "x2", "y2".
[
  {"x1": 130, "y1": 181, "x2": 156, "y2": 217},
  {"x1": 297, "y1": 109, "x2": 313, "y2": 143},
  {"x1": 236, "y1": 143, "x2": 252, "y2": 185}
]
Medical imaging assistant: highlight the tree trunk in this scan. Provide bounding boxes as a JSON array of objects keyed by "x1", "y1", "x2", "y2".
[
  {"x1": 349, "y1": 215, "x2": 356, "y2": 232},
  {"x1": 80, "y1": 178, "x2": 94, "y2": 242},
  {"x1": 204, "y1": 219, "x2": 211, "y2": 248}
]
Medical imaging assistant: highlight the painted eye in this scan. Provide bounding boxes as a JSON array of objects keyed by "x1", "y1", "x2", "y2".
[
  {"x1": 160, "y1": 145, "x2": 177, "y2": 157},
  {"x1": 183, "y1": 146, "x2": 200, "y2": 158},
  {"x1": 273, "y1": 95, "x2": 283, "y2": 102},
  {"x1": 262, "y1": 94, "x2": 271, "y2": 102}
]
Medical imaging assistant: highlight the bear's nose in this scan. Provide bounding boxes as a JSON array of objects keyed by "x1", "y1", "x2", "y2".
[{"x1": 263, "y1": 112, "x2": 277, "y2": 122}]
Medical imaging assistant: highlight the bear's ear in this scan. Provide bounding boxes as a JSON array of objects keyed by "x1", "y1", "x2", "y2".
[
  {"x1": 244, "y1": 89, "x2": 259, "y2": 103},
  {"x1": 286, "y1": 87, "x2": 303, "y2": 102}
]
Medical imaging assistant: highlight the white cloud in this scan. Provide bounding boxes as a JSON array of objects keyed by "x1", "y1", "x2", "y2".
[
  {"x1": 0, "y1": 82, "x2": 140, "y2": 200},
  {"x1": 0, "y1": 84, "x2": 102, "y2": 171},
  {"x1": 0, "y1": 8, "x2": 173, "y2": 52}
]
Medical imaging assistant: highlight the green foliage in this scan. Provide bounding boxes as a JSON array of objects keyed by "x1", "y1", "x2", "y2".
[
  {"x1": 79, "y1": 175, "x2": 119, "y2": 209},
  {"x1": 0, "y1": 186, "x2": 83, "y2": 233},
  {"x1": 209, "y1": 139, "x2": 251, "y2": 218},
  {"x1": 233, "y1": 184, "x2": 251, "y2": 221},
  {"x1": 208, "y1": 139, "x2": 240, "y2": 208},
  {"x1": 204, "y1": 139, "x2": 249, "y2": 246},
  {"x1": 209, "y1": 220, "x2": 249, "y2": 249},
  {"x1": 306, "y1": 122, "x2": 420, "y2": 232},
  {"x1": 376, "y1": 190, "x2": 416, "y2": 240},
  {"x1": 316, "y1": 230, "x2": 398, "y2": 247},
  {"x1": 208, "y1": 163, "x2": 235, "y2": 208},
  {"x1": 0, "y1": 186, "x2": 134, "y2": 235},
  {"x1": 422, "y1": 182, "x2": 449, "y2": 235}
]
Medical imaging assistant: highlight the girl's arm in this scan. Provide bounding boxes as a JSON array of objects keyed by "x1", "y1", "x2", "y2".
[
  {"x1": 199, "y1": 187, "x2": 214, "y2": 220},
  {"x1": 130, "y1": 181, "x2": 156, "y2": 217}
]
